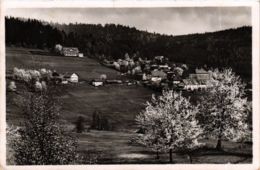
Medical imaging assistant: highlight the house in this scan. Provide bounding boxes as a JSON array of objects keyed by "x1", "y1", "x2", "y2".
[
  {"x1": 151, "y1": 64, "x2": 159, "y2": 70},
  {"x1": 151, "y1": 77, "x2": 162, "y2": 83},
  {"x1": 91, "y1": 79, "x2": 104, "y2": 87},
  {"x1": 61, "y1": 80, "x2": 68, "y2": 84},
  {"x1": 183, "y1": 79, "x2": 208, "y2": 91},
  {"x1": 154, "y1": 56, "x2": 164, "y2": 63},
  {"x1": 172, "y1": 76, "x2": 182, "y2": 85},
  {"x1": 69, "y1": 73, "x2": 79, "y2": 83},
  {"x1": 189, "y1": 68, "x2": 211, "y2": 80},
  {"x1": 78, "y1": 53, "x2": 84, "y2": 58},
  {"x1": 166, "y1": 71, "x2": 174, "y2": 80},
  {"x1": 62, "y1": 47, "x2": 79, "y2": 57},
  {"x1": 143, "y1": 64, "x2": 151, "y2": 73},
  {"x1": 63, "y1": 73, "x2": 79, "y2": 83},
  {"x1": 159, "y1": 64, "x2": 170, "y2": 69},
  {"x1": 160, "y1": 79, "x2": 169, "y2": 89}
]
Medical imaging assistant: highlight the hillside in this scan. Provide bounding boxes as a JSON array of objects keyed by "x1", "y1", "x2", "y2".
[
  {"x1": 6, "y1": 47, "x2": 252, "y2": 164},
  {"x1": 6, "y1": 17, "x2": 252, "y2": 79}
]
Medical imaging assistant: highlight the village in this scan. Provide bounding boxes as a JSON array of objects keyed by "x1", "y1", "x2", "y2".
[{"x1": 8, "y1": 44, "x2": 212, "y2": 93}]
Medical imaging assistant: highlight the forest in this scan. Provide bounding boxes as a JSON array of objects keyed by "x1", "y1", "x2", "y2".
[{"x1": 5, "y1": 17, "x2": 252, "y2": 79}]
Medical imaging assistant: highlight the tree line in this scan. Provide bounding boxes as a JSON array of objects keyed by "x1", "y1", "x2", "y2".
[{"x1": 6, "y1": 17, "x2": 252, "y2": 79}]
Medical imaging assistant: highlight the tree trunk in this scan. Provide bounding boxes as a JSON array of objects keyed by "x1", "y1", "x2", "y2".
[
  {"x1": 216, "y1": 109, "x2": 225, "y2": 150},
  {"x1": 216, "y1": 138, "x2": 222, "y2": 150},
  {"x1": 156, "y1": 150, "x2": 160, "y2": 159},
  {"x1": 169, "y1": 149, "x2": 173, "y2": 163},
  {"x1": 187, "y1": 154, "x2": 192, "y2": 163}
]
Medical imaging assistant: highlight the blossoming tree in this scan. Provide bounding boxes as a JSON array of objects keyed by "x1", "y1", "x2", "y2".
[
  {"x1": 136, "y1": 91, "x2": 203, "y2": 163},
  {"x1": 198, "y1": 68, "x2": 250, "y2": 150},
  {"x1": 12, "y1": 92, "x2": 78, "y2": 165}
]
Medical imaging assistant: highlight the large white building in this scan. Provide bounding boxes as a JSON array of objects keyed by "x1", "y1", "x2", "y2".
[{"x1": 62, "y1": 47, "x2": 79, "y2": 57}]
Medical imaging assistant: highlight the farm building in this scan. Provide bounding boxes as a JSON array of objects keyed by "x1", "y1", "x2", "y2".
[
  {"x1": 61, "y1": 79, "x2": 68, "y2": 84},
  {"x1": 189, "y1": 68, "x2": 211, "y2": 80},
  {"x1": 63, "y1": 73, "x2": 79, "y2": 83},
  {"x1": 91, "y1": 79, "x2": 104, "y2": 87},
  {"x1": 151, "y1": 64, "x2": 159, "y2": 70},
  {"x1": 172, "y1": 76, "x2": 182, "y2": 85},
  {"x1": 78, "y1": 53, "x2": 84, "y2": 58},
  {"x1": 62, "y1": 47, "x2": 79, "y2": 57},
  {"x1": 154, "y1": 56, "x2": 164, "y2": 63},
  {"x1": 69, "y1": 73, "x2": 79, "y2": 83},
  {"x1": 151, "y1": 77, "x2": 162, "y2": 83},
  {"x1": 159, "y1": 64, "x2": 170, "y2": 70},
  {"x1": 183, "y1": 79, "x2": 207, "y2": 91}
]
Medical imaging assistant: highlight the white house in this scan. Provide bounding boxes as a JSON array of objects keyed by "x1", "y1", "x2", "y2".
[
  {"x1": 151, "y1": 77, "x2": 162, "y2": 82},
  {"x1": 67, "y1": 73, "x2": 79, "y2": 83},
  {"x1": 62, "y1": 47, "x2": 79, "y2": 57},
  {"x1": 183, "y1": 79, "x2": 208, "y2": 91},
  {"x1": 61, "y1": 80, "x2": 68, "y2": 84},
  {"x1": 91, "y1": 79, "x2": 104, "y2": 87},
  {"x1": 189, "y1": 68, "x2": 211, "y2": 80},
  {"x1": 78, "y1": 53, "x2": 84, "y2": 58}
]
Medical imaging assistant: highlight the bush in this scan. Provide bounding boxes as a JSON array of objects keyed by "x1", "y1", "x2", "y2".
[
  {"x1": 91, "y1": 111, "x2": 110, "y2": 131},
  {"x1": 75, "y1": 116, "x2": 85, "y2": 133}
]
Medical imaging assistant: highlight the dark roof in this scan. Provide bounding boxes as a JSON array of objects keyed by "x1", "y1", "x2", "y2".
[
  {"x1": 62, "y1": 47, "x2": 79, "y2": 52},
  {"x1": 173, "y1": 76, "x2": 182, "y2": 81},
  {"x1": 92, "y1": 79, "x2": 104, "y2": 82},
  {"x1": 52, "y1": 72, "x2": 59, "y2": 77}
]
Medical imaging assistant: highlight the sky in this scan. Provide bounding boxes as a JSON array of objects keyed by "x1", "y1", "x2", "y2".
[{"x1": 6, "y1": 7, "x2": 251, "y2": 36}]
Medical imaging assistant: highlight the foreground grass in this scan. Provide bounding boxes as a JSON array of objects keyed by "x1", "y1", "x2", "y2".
[{"x1": 73, "y1": 130, "x2": 252, "y2": 164}]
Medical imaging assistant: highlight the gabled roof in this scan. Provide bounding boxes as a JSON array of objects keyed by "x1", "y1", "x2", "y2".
[
  {"x1": 183, "y1": 78, "x2": 208, "y2": 85},
  {"x1": 62, "y1": 47, "x2": 79, "y2": 53},
  {"x1": 63, "y1": 72, "x2": 79, "y2": 78},
  {"x1": 52, "y1": 72, "x2": 59, "y2": 77},
  {"x1": 173, "y1": 76, "x2": 182, "y2": 81}
]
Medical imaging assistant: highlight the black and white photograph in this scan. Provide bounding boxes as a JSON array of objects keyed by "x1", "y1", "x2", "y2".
[{"x1": 1, "y1": 1, "x2": 260, "y2": 168}]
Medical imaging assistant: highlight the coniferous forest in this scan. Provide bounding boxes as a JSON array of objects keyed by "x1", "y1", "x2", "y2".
[{"x1": 5, "y1": 17, "x2": 252, "y2": 79}]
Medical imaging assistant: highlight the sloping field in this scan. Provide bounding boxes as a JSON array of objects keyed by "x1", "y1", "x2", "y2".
[
  {"x1": 6, "y1": 47, "x2": 252, "y2": 164},
  {"x1": 60, "y1": 84, "x2": 153, "y2": 131},
  {"x1": 6, "y1": 47, "x2": 154, "y2": 130},
  {"x1": 6, "y1": 47, "x2": 121, "y2": 80}
]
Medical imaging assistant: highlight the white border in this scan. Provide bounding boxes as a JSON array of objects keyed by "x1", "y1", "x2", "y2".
[{"x1": 0, "y1": 1, "x2": 259, "y2": 170}]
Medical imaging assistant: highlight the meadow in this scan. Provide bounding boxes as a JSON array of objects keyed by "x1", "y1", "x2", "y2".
[{"x1": 6, "y1": 47, "x2": 252, "y2": 164}]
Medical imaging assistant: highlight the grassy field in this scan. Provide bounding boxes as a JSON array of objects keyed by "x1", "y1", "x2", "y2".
[
  {"x1": 6, "y1": 47, "x2": 252, "y2": 164},
  {"x1": 6, "y1": 47, "x2": 121, "y2": 80}
]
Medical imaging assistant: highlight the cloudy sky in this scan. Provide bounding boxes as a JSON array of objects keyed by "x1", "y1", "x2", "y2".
[{"x1": 6, "y1": 7, "x2": 251, "y2": 35}]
